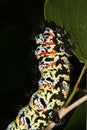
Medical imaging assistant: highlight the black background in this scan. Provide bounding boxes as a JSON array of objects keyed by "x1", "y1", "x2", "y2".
[{"x1": 0, "y1": 0, "x2": 45, "y2": 129}]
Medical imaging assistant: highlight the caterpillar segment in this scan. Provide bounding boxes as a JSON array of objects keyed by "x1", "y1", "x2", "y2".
[{"x1": 6, "y1": 22, "x2": 74, "y2": 130}]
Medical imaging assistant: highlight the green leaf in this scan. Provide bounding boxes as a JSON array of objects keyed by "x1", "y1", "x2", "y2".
[{"x1": 44, "y1": 0, "x2": 87, "y2": 64}]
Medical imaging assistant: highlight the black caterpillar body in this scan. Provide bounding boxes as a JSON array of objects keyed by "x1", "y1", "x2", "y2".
[{"x1": 6, "y1": 22, "x2": 74, "y2": 130}]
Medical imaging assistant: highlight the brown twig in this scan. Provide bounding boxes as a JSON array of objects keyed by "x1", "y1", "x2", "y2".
[
  {"x1": 58, "y1": 95, "x2": 87, "y2": 119},
  {"x1": 44, "y1": 95, "x2": 87, "y2": 130}
]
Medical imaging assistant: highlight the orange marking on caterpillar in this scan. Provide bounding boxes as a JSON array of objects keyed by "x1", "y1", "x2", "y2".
[
  {"x1": 41, "y1": 109, "x2": 46, "y2": 113},
  {"x1": 19, "y1": 120, "x2": 24, "y2": 126},
  {"x1": 68, "y1": 65, "x2": 70, "y2": 72},
  {"x1": 41, "y1": 62, "x2": 56, "y2": 70},
  {"x1": 50, "y1": 50, "x2": 57, "y2": 55},
  {"x1": 47, "y1": 62, "x2": 56, "y2": 67},
  {"x1": 40, "y1": 84, "x2": 55, "y2": 89},
  {"x1": 49, "y1": 32, "x2": 55, "y2": 37},
  {"x1": 34, "y1": 104, "x2": 39, "y2": 108},
  {"x1": 41, "y1": 41, "x2": 55, "y2": 45},
  {"x1": 39, "y1": 51, "x2": 49, "y2": 56},
  {"x1": 37, "y1": 50, "x2": 57, "y2": 58},
  {"x1": 51, "y1": 84, "x2": 55, "y2": 88}
]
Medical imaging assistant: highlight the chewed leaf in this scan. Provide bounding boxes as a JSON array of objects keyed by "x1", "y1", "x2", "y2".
[{"x1": 44, "y1": 0, "x2": 87, "y2": 64}]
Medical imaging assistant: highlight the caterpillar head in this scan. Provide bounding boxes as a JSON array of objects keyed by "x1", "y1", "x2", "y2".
[{"x1": 35, "y1": 21, "x2": 75, "y2": 56}]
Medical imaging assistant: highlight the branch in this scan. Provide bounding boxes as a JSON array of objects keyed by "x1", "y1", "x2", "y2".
[
  {"x1": 58, "y1": 95, "x2": 87, "y2": 119},
  {"x1": 44, "y1": 95, "x2": 87, "y2": 130}
]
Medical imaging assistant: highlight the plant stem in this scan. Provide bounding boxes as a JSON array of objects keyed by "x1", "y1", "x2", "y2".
[
  {"x1": 58, "y1": 95, "x2": 87, "y2": 119},
  {"x1": 65, "y1": 64, "x2": 87, "y2": 107},
  {"x1": 45, "y1": 95, "x2": 87, "y2": 130}
]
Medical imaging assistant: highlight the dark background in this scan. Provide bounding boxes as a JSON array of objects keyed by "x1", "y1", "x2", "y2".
[
  {"x1": 0, "y1": 0, "x2": 85, "y2": 130},
  {"x1": 0, "y1": 0, "x2": 45, "y2": 129}
]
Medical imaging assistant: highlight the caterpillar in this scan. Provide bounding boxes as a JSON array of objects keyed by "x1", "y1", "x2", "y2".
[{"x1": 6, "y1": 21, "x2": 74, "y2": 130}]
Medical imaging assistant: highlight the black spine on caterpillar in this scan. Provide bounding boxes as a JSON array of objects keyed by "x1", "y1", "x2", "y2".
[{"x1": 6, "y1": 21, "x2": 75, "y2": 130}]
